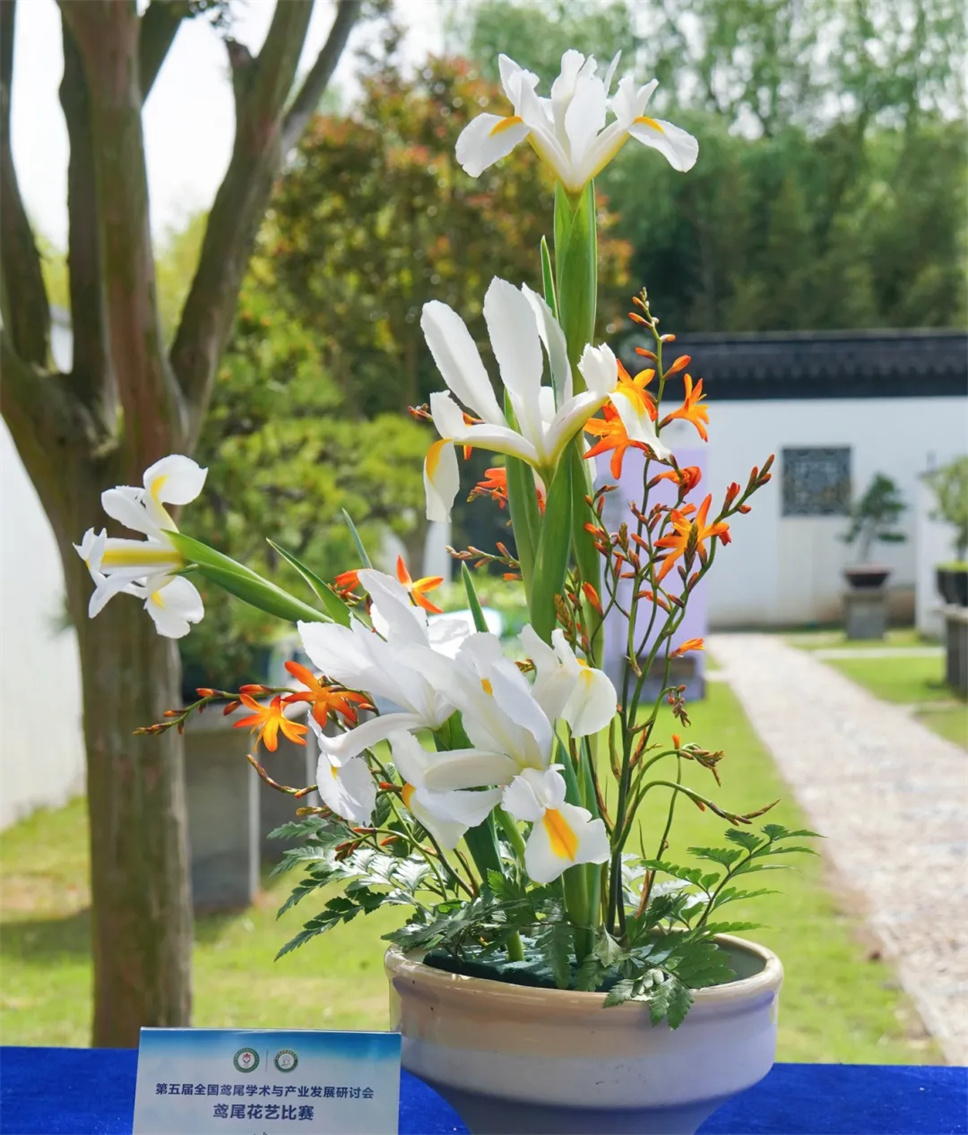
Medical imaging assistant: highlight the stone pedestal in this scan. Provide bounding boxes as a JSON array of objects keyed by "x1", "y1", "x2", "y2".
[
  {"x1": 184, "y1": 707, "x2": 259, "y2": 912},
  {"x1": 259, "y1": 725, "x2": 317, "y2": 864},
  {"x1": 843, "y1": 587, "x2": 888, "y2": 640},
  {"x1": 943, "y1": 605, "x2": 968, "y2": 695},
  {"x1": 184, "y1": 705, "x2": 316, "y2": 909}
]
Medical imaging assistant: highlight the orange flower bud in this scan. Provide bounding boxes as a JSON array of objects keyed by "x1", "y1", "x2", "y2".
[
  {"x1": 635, "y1": 347, "x2": 657, "y2": 360},
  {"x1": 582, "y1": 582, "x2": 603, "y2": 614},
  {"x1": 666, "y1": 354, "x2": 691, "y2": 375},
  {"x1": 724, "y1": 482, "x2": 741, "y2": 507},
  {"x1": 672, "y1": 733, "x2": 681, "y2": 749},
  {"x1": 196, "y1": 687, "x2": 216, "y2": 698},
  {"x1": 239, "y1": 684, "x2": 267, "y2": 695}
]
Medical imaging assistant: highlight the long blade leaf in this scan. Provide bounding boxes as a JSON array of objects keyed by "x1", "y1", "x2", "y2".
[{"x1": 267, "y1": 539, "x2": 352, "y2": 626}]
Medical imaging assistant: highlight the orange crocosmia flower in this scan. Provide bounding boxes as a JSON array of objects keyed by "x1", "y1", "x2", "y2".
[
  {"x1": 656, "y1": 465, "x2": 702, "y2": 494},
  {"x1": 615, "y1": 359, "x2": 657, "y2": 421},
  {"x1": 460, "y1": 411, "x2": 481, "y2": 460},
  {"x1": 661, "y1": 374, "x2": 709, "y2": 442},
  {"x1": 583, "y1": 402, "x2": 648, "y2": 480},
  {"x1": 671, "y1": 638, "x2": 705, "y2": 657},
  {"x1": 233, "y1": 694, "x2": 308, "y2": 752},
  {"x1": 470, "y1": 467, "x2": 510, "y2": 510},
  {"x1": 470, "y1": 466, "x2": 546, "y2": 514},
  {"x1": 654, "y1": 495, "x2": 730, "y2": 583},
  {"x1": 396, "y1": 555, "x2": 444, "y2": 614},
  {"x1": 333, "y1": 569, "x2": 360, "y2": 595},
  {"x1": 283, "y1": 661, "x2": 372, "y2": 727}
]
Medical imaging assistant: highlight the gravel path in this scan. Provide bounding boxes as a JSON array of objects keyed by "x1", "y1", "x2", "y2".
[{"x1": 709, "y1": 633, "x2": 968, "y2": 1066}]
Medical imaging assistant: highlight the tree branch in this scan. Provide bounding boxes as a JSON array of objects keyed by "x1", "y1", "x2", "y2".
[
  {"x1": 60, "y1": 17, "x2": 116, "y2": 426},
  {"x1": 282, "y1": 0, "x2": 361, "y2": 154},
  {"x1": 139, "y1": 0, "x2": 185, "y2": 100},
  {"x1": 60, "y1": 0, "x2": 185, "y2": 466},
  {"x1": 0, "y1": 0, "x2": 51, "y2": 368},
  {"x1": 170, "y1": 0, "x2": 360, "y2": 444}
]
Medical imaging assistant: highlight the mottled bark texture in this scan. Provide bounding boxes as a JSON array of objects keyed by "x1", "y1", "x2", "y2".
[{"x1": 0, "y1": 0, "x2": 360, "y2": 1046}]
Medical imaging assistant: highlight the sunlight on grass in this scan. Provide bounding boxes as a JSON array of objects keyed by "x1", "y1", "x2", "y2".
[{"x1": 0, "y1": 682, "x2": 942, "y2": 1063}]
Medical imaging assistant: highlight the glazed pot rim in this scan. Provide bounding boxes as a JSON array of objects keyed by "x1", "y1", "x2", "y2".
[{"x1": 385, "y1": 932, "x2": 782, "y2": 1018}]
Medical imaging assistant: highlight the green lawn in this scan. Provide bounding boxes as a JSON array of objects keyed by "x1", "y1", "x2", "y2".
[
  {"x1": 0, "y1": 681, "x2": 941, "y2": 1063},
  {"x1": 784, "y1": 628, "x2": 930, "y2": 652}
]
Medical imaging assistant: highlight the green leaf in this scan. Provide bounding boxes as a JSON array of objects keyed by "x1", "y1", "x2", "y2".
[
  {"x1": 530, "y1": 453, "x2": 573, "y2": 642},
  {"x1": 266, "y1": 539, "x2": 352, "y2": 626},
  {"x1": 540, "y1": 235, "x2": 558, "y2": 319},
  {"x1": 168, "y1": 531, "x2": 328, "y2": 624},
  {"x1": 541, "y1": 922, "x2": 573, "y2": 990},
  {"x1": 192, "y1": 561, "x2": 327, "y2": 625},
  {"x1": 687, "y1": 846, "x2": 745, "y2": 868},
  {"x1": 553, "y1": 180, "x2": 597, "y2": 375},
  {"x1": 724, "y1": 828, "x2": 763, "y2": 852},
  {"x1": 342, "y1": 509, "x2": 374, "y2": 569},
  {"x1": 650, "y1": 975, "x2": 694, "y2": 1029},
  {"x1": 461, "y1": 563, "x2": 488, "y2": 633}
]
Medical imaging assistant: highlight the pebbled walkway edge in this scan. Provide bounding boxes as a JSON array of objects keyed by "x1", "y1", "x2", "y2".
[{"x1": 709, "y1": 633, "x2": 968, "y2": 1066}]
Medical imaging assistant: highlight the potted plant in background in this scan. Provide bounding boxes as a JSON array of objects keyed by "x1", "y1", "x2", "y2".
[
  {"x1": 927, "y1": 456, "x2": 968, "y2": 608},
  {"x1": 74, "y1": 49, "x2": 816, "y2": 1135},
  {"x1": 840, "y1": 473, "x2": 907, "y2": 590}
]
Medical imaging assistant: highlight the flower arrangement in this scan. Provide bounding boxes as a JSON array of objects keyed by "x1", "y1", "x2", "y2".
[{"x1": 76, "y1": 50, "x2": 813, "y2": 1029}]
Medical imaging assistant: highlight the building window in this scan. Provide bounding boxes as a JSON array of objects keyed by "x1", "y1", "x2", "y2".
[{"x1": 782, "y1": 447, "x2": 851, "y2": 516}]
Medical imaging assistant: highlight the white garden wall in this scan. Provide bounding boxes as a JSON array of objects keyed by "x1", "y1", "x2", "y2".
[{"x1": 700, "y1": 397, "x2": 968, "y2": 628}]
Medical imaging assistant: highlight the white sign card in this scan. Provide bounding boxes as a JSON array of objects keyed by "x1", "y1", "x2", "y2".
[{"x1": 132, "y1": 1028, "x2": 401, "y2": 1135}]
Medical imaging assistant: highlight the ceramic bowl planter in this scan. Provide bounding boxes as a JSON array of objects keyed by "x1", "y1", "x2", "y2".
[
  {"x1": 936, "y1": 566, "x2": 968, "y2": 608},
  {"x1": 386, "y1": 935, "x2": 783, "y2": 1135},
  {"x1": 843, "y1": 565, "x2": 891, "y2": 590}
]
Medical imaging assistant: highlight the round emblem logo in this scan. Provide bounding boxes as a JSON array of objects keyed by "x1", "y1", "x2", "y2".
[
  {"x1": 233, "y1": 1047, "x2": 260, "y2": 1073},
  {"x1": 274, "y1": 1049, "x2": 298, "y2": 1073}
]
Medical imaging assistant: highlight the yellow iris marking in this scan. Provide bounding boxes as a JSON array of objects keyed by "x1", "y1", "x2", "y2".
[
  {"x1": 150, "y1": 474, "x2": 168, "y2": 501},
  {"x1": 330, "y1": 763, "x2": 339, "y2": 779},
  {"x1": 426, "y1": 439, "x2": 449, "y2": 478},
  {"x1": 543, "y1": 809, "x2": 579, "y2": 860},
  {"x1": 101, "y1": 546, "x2": 178, "y2": 567},
  {"x1": 634, "y1": 116, "x2": 664, "y2": 133},
  {"x1": 401, "y1": 783, "x2": 416, "y2": 810},
  {"x1": 149, "y1": 590, "x2": 165, "y2": 609},
  {"x1": 489, "y1": 115, "x2": 524, "y2": 137},
  {"x1": 480, "y1": 678, "x2": 494, "y2": 696}
]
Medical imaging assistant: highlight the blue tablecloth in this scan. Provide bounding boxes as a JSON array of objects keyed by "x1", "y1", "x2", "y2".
[{"x1": 1, "y1": 1047, "x2": 965, "y2": 1134}]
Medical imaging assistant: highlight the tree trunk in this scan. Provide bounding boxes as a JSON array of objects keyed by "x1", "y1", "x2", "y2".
[
  {"x1": 3, "y1": 0, "x2": 361, "y2": 1046},
  {"x1": 77, "y1": 576, "x2": 193, "y2": 1042},
  {"x1": 33, "y1": 450, "x2": 195, "y2": 1046}
]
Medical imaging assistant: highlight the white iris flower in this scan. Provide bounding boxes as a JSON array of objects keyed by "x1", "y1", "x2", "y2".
[
  {"x1": 74, "y1": 454, "x2": 207, "y2": 639},
  {"x1": 421, "y1": 277, "x2": 669, "y2": 521},
  {"x1": 456, "y1": 50, "x2": 698, "y2": 193},
  {"x1": 502, "y1": 766, "x2": 610, "y2": 884}
]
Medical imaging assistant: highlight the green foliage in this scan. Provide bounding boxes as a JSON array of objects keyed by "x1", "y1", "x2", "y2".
[
  {"x1": 601, "y1": 114, "x2": 966, "y2": 334},
  {"x1": 839, "y1": 474, "x2": 907, "y2": 563},
  {"x1": 462, "y1": 0, "x2": 966, "y2": 335},
  {"x1": 460, "y1": 0, "x2": 636, "y2": 88},
  {"x1": 926, "y1": 456, "x2": 968, "y2": 560},
  {"x1": 276, "y1": 820, "x2": 816, "y2": 1027}
]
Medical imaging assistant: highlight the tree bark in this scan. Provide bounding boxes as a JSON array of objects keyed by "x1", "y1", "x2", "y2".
[
  {"x1": 66, "y1": 470, "x2": 194, "y2": 1045},
  {"x1": 3, "y1": 0, "x2": 361, "y2": 1047}
]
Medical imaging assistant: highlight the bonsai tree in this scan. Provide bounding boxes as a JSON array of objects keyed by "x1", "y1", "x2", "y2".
[
  {"x1": 926, "y1": 456, "x2": 968, "y2": 564},
  {"x1": 840, "y1": 473, "x2": 907, "y2": 563}
]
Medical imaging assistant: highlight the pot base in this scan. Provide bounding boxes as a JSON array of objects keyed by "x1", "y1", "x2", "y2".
[{"x1": 420, "y1": 1077, "x2": 727, "y2": 1135}]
